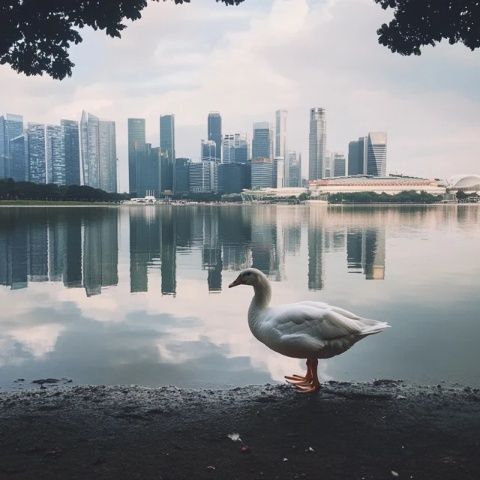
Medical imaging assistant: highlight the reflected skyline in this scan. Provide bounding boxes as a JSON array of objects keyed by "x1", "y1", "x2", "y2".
[
  {"x1": 0, "y1": 205, "x2": 479, "y2": 389},
  {"x1": 0, "y1": 206, "x2": 391, "y2": 296}
]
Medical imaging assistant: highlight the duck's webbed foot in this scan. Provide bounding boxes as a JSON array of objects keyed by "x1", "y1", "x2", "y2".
[
  {"x1": 284, "y1": 374, "x2": 312, "y2": 386},
  {"x1": 285, "y1": 359, "x2": 320, "y2": 393}
]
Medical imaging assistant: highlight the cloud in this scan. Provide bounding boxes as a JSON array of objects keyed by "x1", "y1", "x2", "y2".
[{"x1": 1, "y1": 0, "x2": 479, "y2": 191}]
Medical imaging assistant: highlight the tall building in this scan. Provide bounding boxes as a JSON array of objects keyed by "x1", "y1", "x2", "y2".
[
  {"x1": 174, "y1": 158, "x2": 190, "y2": 194},
  {"x1": 251, "y1": 157, "x2": 273, "y2": 189},
  {"x1": 207, "y1": 112, "x2": 222, "y2": 162},
  {"x1": 136, "y1": 144, "x2": 160, "y2": 197},
  {"x1": 333, "y1": 153, "x2": 346, "y2": 177},
  {"x1": 287, "y1": 151, "x2": 302, "y2": 187},
  {"x1": 366, "y1": 132, "x2": 387, "y2": 177},
  {"x1": 273, "y1": 157, "x2": 285, "y2": 188},
  {"x1": 1, "y1": 114, "x2": 24, "y2": 179},
  {"x1": 61, "y1": 120, "x2": 80, "y2": 186},
  {"x1": 348, "y1": 137, "x2": 365, "y2": 176},
  {"x1": 218, "y1": 163, "x2": 250, "y2": 194},
  {"x1": 222, "y1": 134, "x2": 235, "y2": 164},
  {"x1": 347, "y1": 132, "x2": 387, "y2": 177},
  {"x1": 9, "y1": 135, "x2": 27, "y2": 182},
  {"x1": 308, "y1": 108, "x2": 326, "y2": 180},
  {"x1": 46, "y1": 125, "x2": 66, "y2": 185},
  {"x1": 252, "y1": 122, "x2": 273, "y2": 161},
  {"x1": 128, "y1": 118, "x2": 146, "y2": 195},
  {"x1": 201, "y1": 139, "x2": 217, "y2": 162},
  {"x1": 189, "y1": 161, "x2": 217, "y2": 193},
  {"x1": 98, "y1": 120, "x2": 117, "y2": 193},
  {"x1": 223, "y1": 133, "x2": 248, "y2": 164},
  {"x1": 159, "y1": 114, "x2": 175, "y2": 192},
  {"x1": 275, "y1": 109, "x2": 288, "y2": 185},
  {"x1": 80, "y1": 112, "x2": 117, "y2": 192},
  {"x1": 26, "y1": 123, "x2": 46, "y2": 184}
]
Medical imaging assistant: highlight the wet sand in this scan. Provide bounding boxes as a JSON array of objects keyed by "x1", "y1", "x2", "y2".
[{"x1": 0, "y1": 381, "x2": 479, "y2": 479}]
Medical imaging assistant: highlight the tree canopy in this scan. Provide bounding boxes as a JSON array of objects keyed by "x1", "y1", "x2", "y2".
[
  {"x1": 1, "y1": 0, "x2": 479, "y2": 79},
  {"x1": 375, "y1": 0, "x2": 480, "y2": 55},
  {"x1": 0, "y1": 0, "x2": 243, "y2": 80}
]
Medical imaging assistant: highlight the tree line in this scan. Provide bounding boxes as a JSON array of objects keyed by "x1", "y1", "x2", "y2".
[
  {"x1": 328, "y1": 190, "x2": 444, "y2": 204},
  {"x1": 0, "y1": 178, "x2": 130, "y2": 202}
]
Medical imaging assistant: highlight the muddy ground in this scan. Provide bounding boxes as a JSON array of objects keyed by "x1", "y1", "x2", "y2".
[{"x1": 0, "y1": 381, "x2": 479, "y2": 480}]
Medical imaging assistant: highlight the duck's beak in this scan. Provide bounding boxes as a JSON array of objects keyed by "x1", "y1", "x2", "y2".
[{"x1": 228, "y1": 276, "x2": 243, "y2": 288}]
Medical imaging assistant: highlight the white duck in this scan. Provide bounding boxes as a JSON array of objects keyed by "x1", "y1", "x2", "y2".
[{"x1": 229, "y1": 268, "x2": 390, "y2": 393}]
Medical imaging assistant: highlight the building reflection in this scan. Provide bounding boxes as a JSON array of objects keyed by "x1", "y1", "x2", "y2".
[
  {"x1": 0, "y1": 208, "x2": 119, "y2": 296},
  {"x1": 0, "y1": 205, "x2": 390, "y2": 296},
  {"x1": 346, "y1": 227, "x2": 386, "y2": 280}
]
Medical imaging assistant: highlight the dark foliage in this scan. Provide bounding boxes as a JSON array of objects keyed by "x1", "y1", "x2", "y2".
[
  {"x1": 375, "y1": 0, "x2": 480, "y2": 55},
  {"x1": 0, "y1": 178, "x2": 130, "y2": 202},
  {"x1": 328, "y1": 190, "x2": 443, "y2": 204},
  {"x1": 2, "y1": 1, "x2": 478, "y2": 79},
  {"x1": 0, "y1": 0, "x2": 245, "y2": 79}
]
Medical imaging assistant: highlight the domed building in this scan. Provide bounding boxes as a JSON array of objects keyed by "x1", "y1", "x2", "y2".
[{"x1": 446, "y1": 175, "x2": 480, "y2": 192}]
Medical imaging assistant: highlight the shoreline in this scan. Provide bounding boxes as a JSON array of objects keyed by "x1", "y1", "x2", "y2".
[
  {"x1": 0, "y1": 201, "x2": 477, "y2": 207},
  {"x1": 0, "y1": 381, "x2": 478, "y2": 479}
]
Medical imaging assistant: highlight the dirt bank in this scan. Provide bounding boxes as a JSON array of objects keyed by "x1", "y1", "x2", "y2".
[{"x1": 0, "y1": 381, "x2": 479, "y2": 480}]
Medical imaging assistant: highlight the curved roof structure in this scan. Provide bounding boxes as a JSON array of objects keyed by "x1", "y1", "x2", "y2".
[{"x1": 447, "y1": 174, "x2": 480, "y2": 191}]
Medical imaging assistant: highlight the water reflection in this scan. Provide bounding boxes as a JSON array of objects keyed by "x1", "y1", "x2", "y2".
[
  {"x1": 0, "y1": 206, "x2": 394, "y2": 295},
  {"x1": 0, "y1": 208, "x2": 118, "y2": 296},
  {"x1": 0, "y1": 205, "x2": 479, "y2": 388}
]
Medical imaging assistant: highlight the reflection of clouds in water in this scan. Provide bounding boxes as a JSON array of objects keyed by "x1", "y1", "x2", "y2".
[
  {"x1": 1, "y1": 205, "x2": 480, "y2": 387},
  {"x1": 0, "y1": 306, "x2": 273, "y2": 387},
  {"x1": 9, "y1": 324, "x2": 64, "y2": 360}
]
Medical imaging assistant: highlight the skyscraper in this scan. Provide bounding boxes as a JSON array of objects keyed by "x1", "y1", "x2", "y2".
[
  {"x1": 174, "y1": 158, "x2": 190, "y2": 194},
  {"x1": 46, "y1": 125, "x2": 66, "y2": 185},
  {"x1": 366, "y1": 132, "x2": 387, "y2": 177},
  {"x1": 128, "y1": 118, "x2": 146, "y2": 195},
  {"x1": 0, "y1": 114, "x2": 23, "y2": 178},
  {"x1": 275, "y1": 109, "x2": 288, "y2": 185},
  {"x1": 348, "y1": 137, "x2": 365, "y2": 176},
  {"x1": 273, "y1": 157, "x2": 285, "y2": 188},
  {"x1": 208, "y1": 112, "x2": 222, "y2": 162},
  {"x1": 99, "y1": 120, "x2": 117, "y2": 193},
  {"x1": 80, "y1": 111, "x2": 117, "y2": 192},
  {"x1": 160, "y1": 114, "x2": 175, "y2": 192},
  {"x1": 252, "y1": 122, "x2": 273, "y2": 160},
  {"x1": 9, "y1": 135, "x2": 27, "y2": 182},
  {"x1": 347, "y1": 132, "x2": 387, "y2": 177},
  {"x1": 201, "y1": 139, "x2": 217, "y2": 161},
  {"x1": 189, "y1": 161, "x2": 217, "y2": 193},
  {"x1": 80, "y1": 111, "x2": 99, "y2": 188},
  {"x1": 308, "y1": 108, "x2": 326, "y2": 180},
  {"x1": 61, "y1": 120, "x2": 80, "y2": 186},
  {"x1": 333, "y1": 153, "x2": 346, "y2": 177},
  {"x1": 26, "y1": 123, "x2": 46, "y2": 184},
  {"x1": 251, "y1": 157, "x2": 273, "y2": 189},
  {"x1": 222, "y1": 133, "x2": 248, "y2": 164},
  {"x1": 287, "y1": 151, "x2": 302, "y2": 187}
]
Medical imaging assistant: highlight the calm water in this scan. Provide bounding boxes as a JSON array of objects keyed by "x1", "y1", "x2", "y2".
[{"x1": 0, "y1": 205, "x2": 479, "y2": 390}]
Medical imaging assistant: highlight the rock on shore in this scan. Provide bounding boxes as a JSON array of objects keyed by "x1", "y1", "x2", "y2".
[{"x1": 0, "y1": 381, "x2": 479, "y2": 480}]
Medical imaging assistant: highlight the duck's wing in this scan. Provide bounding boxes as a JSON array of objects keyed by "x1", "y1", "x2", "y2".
[
  {"x1": 294, "y1": 301, "x2": 390, "y2": 330},
  {"x1": 265, "y1": 303, "x2": 366, "y2": 341}
]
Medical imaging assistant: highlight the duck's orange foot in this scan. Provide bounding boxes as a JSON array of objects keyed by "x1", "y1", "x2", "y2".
[
  {"x1": 284, "y1": 374, "x2": 312, "y2": 385},
  {"x1": 294, "y1": 382, "x2": 321, "y2": 394}
]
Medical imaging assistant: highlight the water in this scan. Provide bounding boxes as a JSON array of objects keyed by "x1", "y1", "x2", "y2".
[{"x1": 0, "y1": 204, "x2": 479, "y2": 390}]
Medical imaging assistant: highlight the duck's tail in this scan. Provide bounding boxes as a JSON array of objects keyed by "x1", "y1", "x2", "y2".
[{"x1": 358, "y1": 320, "x2": 390, "y2": 336}]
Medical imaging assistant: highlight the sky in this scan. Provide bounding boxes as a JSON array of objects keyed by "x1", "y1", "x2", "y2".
[{"x1": 1, "y1": 0, "x2": 479, "y2": 192}]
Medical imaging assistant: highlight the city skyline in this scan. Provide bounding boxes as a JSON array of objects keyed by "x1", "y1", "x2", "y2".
[{"x1": 0, "y1": 0, "x2": 478, "y2": 193}]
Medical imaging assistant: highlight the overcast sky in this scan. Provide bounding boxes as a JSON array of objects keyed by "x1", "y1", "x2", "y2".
[{"x1": 1, "y1": 0, "x2": 479, "y2": 191}]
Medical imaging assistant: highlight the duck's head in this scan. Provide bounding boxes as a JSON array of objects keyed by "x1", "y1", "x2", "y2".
[{"x1": 228, "y1": 268, "x2": 266, "y2": 288}]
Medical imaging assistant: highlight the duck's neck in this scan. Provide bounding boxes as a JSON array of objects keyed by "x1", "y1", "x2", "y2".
[{"x1": 249, "y1": 276, "x2": 272, "y2": 312}]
